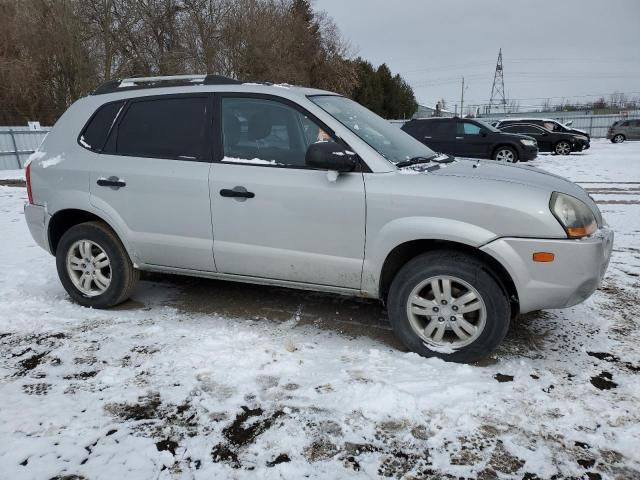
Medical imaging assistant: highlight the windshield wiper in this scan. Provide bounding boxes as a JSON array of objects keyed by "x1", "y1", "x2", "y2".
[
  {"x1": 395, "y1": 155, "x2": 438, "y2": 168},
  {"x1": 395, "y1": 153, "x2": 454, "y2": 168}
]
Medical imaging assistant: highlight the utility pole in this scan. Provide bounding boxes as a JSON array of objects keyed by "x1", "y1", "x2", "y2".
[
  {"x1": 489, "y1": 48, "x2": 507, "y2": 114},
  {"x1": 460, "y1": 76, "x2": 465, "y2": 118}
]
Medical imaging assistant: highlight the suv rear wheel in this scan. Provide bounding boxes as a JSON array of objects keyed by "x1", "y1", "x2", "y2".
[
  {"x1": 612, "y1": 134, "x2": 625, "y2": 143},
  {"x1": 493, "y1": 146, "x2": 518, "y2": 163},
  {"x1": 387, "y1": 250, "x2": 510, "y2": 363},
  {"x1": 56, "y1": 221, "x2": 139, "y2": 308},
  {"x1": 554, "y1": 141, "x2": 572, "y2": 155}
]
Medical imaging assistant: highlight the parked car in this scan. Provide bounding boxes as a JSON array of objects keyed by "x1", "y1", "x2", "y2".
[
  {"x1": 607, "y1": 119, "x2": 640, "y2": 143},
  {"x1": 496, "y1": 118, "x2": 590, "y2": 151},
  {"x1": 401, "y1": 117, "x2": 538, "y2": 162},
  {"x1": 24, "y1": 74, "x2": 613, "y2": 363},
  {"x1": 498, "y1": 123, "x2": 582, "y2": 155}
]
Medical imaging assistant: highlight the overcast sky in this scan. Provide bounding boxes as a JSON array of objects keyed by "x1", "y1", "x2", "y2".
[{"x1": 315, "y1": 0, "x2": 640, "y2": 111}]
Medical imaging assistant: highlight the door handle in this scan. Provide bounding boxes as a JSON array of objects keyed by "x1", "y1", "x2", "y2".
[
  {"x1": 220, "y1": 188, "x2": 255, "y2": 199},
  {"x1": 97, "y1": 177, "x2": 126, "y2": 188},
  {"x1": 455, "y1": 136, "x2": 464, "y2": 139}
]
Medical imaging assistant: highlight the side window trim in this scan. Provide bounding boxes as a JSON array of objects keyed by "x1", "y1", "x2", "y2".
[
  {"x1": 102, "y1": 93, "x2": 214, "y2": 163},
  {"x1": 213, "y1": 92, "x2": 367, "y2": 172}
]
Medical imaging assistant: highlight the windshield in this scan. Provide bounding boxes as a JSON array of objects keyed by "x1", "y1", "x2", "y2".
[{"x1": 309, "y1": 95, "x2": 435, "y2": 163}]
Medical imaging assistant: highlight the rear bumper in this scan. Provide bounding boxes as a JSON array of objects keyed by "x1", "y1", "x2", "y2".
[
  {"x1": 481, "y1": 227, "x2": 614, "y2": 313},
  {"x1": 24, "y1": 203, "x2": 51, "y2": 254}
]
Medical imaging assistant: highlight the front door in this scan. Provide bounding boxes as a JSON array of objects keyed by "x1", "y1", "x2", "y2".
[
  {"x1": 90, "y1": 94, "x2": 215, "y2": 271},
  {"x1": 455, "y1": 120, "x2": 489, "y2": 158},
  {"x1": 209, "y1": 95, "x2": 366, "y2": 289}
]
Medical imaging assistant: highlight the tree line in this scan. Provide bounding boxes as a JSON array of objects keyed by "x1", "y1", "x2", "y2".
[{"x1": 0, "y1": 0, "x2": 417, "y2": 125}]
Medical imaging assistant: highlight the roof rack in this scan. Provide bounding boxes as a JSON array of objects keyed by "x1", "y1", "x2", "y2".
[{"x1": 92, "y1": 74, "x2": 242, "y2": 95}]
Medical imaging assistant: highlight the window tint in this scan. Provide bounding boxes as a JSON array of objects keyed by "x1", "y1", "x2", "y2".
[
  {"x1": 80, "y1": 101, "x2": 124, "y2": 151},
  {"x1": 509, "y1": 125, "x2": 541, "y2": 134},
  {"x1": 221, "y1": 97, "x2": 334, "y2": 167},
  {"x1": 621, "y1": 121, "x2": 631, "y2": 127},
  {"x1": 458, "y1": 122, "x2": 481, "y2": 135},
  {"x1": 113, "y1": 97, "x2": 208, "y2": 160}
]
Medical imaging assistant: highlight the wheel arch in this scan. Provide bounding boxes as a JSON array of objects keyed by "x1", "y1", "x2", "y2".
[
  {"x1": 378, "y1": 239, "x2": 519, "y2": 316},
  {"x1": 48, "y1": 209, "x2": 130, "y2": 259}
]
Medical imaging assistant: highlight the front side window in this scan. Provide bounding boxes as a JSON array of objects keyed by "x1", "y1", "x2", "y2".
[
  {"x1": 310, "y1": 95, "x2": 435, "y2": 164},
  {"x1": 221, "y1": 97, "x2": 334, "y2": 167},
  {"x1": 112, "y1": 97, "x2": 208, "y2": 160},
  {"x1": 459, "y1": 122, "x2": 481, "y2": 135}
]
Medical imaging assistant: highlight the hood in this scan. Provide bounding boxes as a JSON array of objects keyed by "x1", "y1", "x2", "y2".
[
  {"x1": 427, "y1": 158, "x2": 601, "y2": 223},
  {"x1": 569, "y1": 127, "x2": 588, "y2": 136}
]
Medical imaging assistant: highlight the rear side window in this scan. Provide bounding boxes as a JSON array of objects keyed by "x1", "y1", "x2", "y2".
[
  {"x1": 110, "y1": 97, "x2": 208, "y2": 160},
  {"x1": 79, "y1": 101, "x2": 124, "y2": 151}
]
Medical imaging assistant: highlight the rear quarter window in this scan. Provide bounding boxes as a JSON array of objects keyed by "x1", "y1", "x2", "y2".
[{"x1": 79, "y1": 101, "x2": 125, "y2": 151}]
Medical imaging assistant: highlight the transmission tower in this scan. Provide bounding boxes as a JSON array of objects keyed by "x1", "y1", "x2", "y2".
[{"x1": 488, "y1": 48, "x2": 507, "y2": 114}]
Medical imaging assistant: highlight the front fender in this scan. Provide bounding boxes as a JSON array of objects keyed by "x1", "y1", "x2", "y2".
[{"x1": 361, "y1": 216, "x2": 497, "y2": 296}]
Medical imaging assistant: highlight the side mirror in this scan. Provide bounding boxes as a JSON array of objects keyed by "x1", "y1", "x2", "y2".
[{"x1": 305, "y1": 142, "x2": 357, "y2": 173}]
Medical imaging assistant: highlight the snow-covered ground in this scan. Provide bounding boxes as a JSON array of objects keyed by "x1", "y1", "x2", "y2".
[{"x1": 1, "y1": 139, "x2": 639, "y2": 479}]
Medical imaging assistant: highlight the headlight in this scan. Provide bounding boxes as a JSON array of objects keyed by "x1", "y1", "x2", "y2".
[
  {"x1": 520, "y1": 139, "x2": 536, "y2": 146},
  {"x1": 576, "y1": 135, "x2": 588, "y2": 142},
  {"x1": 550, "y1": 192, "x2": 597, "y2": 238}
]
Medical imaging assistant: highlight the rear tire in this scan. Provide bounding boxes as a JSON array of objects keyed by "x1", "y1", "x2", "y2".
[
  {"x1": 554, "y1": 141, "x2": 572, "y2": 155},
  {"x1": 612, "y1": 134, "x2": 625, "y2": 143},
  {"x1": 56, "y1": 221, "x2": 138, "y2": 308},
  {"x1": 387, "y1": 250, "x2": 511, "y2": 363},
  {"x1": 492, "y1": 146, "x2": 518, "y2": 163}
]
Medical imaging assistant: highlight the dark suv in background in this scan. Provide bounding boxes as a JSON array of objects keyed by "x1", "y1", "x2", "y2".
[
  {"x1": 498, "y1": 123, "x2": 581, "y2": 155},
  {"x1": 401, "y1": 117, "x2": 538, "y2": 163},
  {"x1": 496, "y1": 118, "x2": 590, "y2": 151}
]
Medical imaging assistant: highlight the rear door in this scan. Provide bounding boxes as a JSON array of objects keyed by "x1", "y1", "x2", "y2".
[
  {"x1": 503, "y1": 124, "x2": 551, "y2": 151},
  {"x1": 208, "y1": 94, "x2": 366, "y2": 289},
  {"x1": 405, "y1": 120, "x2": 456, "y2": 154},
  {"x1": 89, "y1": 94, "x2": 215, "y2": 271}
]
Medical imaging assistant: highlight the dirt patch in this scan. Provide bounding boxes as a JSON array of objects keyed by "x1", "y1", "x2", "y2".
[
  {"x1": 0, "y1": 179, "x2": 26, "y2": 187},
  {"x1": 590, "y1": 371, "x2": 617, "y2": 390},
  {"x1": 15, "y1": 351, "x2": 49, "y2": 376},
  {"x1": 105, "y1": 392, "x2": 163, "y2": 421},
  {"x1": 494, "y1": 373, "x2": 514, "y2": 383}
]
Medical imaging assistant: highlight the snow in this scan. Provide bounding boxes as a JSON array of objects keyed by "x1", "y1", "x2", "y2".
[
  {"x1": 1, "y1": 139, "x2": 640, "y2": 478},
  {"x1": 40, "y1": 154, "x2": 64, "y2": 169},
  {"x1": 0, "y1": 169, "x2": 25, "y2": 180},
  {"x1": 23, "y1": 150, "x2": 45, "y2": 168}
]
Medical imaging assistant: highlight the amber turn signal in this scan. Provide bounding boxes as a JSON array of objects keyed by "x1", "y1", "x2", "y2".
[{"x1": 532, "y1": 252, "x2": 555, "y2": 263}]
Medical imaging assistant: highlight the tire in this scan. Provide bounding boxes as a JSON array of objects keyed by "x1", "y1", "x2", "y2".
[
  {"x1": 56, "y1": 221, "x2": 139, "y2": 308},
  {"x1": 612, "y1": 134, "x2": 625, "y2": 144},
  {"x1": 387, "y1": 250, "x2": 510, "y2": 363},
  {"x1": 492, "y1": 146, "x2": 518, "y2": 163},
  {"x1": 554, "y1": 141, "x2": 572, "y2": 155}
]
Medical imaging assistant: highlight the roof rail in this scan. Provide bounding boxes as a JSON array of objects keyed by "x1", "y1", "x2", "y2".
[{"x1": 91, "y1": 74, "x2": 242, "y2": 95}]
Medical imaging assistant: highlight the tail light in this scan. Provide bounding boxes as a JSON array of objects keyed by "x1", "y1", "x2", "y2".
[{"x1": 25, "y1": 163, "x2": 33, "y2": 204}]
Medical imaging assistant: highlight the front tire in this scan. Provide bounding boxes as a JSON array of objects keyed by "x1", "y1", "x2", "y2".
[
  {"x1": 612, "y1": 134, "x2": 625, "y2": 143},
  {"x1": 493, "y1": 146, "x2": 518, "y2": 163},
  {"x1": 554, "y1": 141, "x2": 572, "y2": 155},
  {"x1": 387, "y1": 251, "x2": 510, "y2": 363},
  {"x1": 56, "y1": 221, "x2": 139, "y2": 308}
]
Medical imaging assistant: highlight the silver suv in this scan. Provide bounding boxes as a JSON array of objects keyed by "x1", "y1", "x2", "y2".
[
  {"x1": 24, "y1": 75, "x2": 614, "y2": 362},
  {"x1": 607, "y1": 119, "x2": 640, "y2": 143}
]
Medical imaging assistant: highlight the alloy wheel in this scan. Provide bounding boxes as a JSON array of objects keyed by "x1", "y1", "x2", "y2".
[
  {"x1": 495, "y1": 149, "x2": 515, "y2": 162},
  {"x1": 555, "y1": 141, "x2": 571, "y2": 155},
  {"x1": 66, "y1": 240, "x2": 111, "y2": 297},
  {"x1": 613, "y1": 134, "x2": 624, "y2": 143},
  {"x1": 406, "y1": 275, "x2": 487, "y2": 349}
]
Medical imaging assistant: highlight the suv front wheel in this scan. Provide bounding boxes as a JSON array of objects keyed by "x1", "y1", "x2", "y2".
[
  {"x1": 56, "y1": 221, "x2": 139, "y2": 308},
  {"x1": 387, "y1": 251, "x2": 510, "y2": 363},
  {"x1": 493, "y1": 146, "x2": 518, "y2": 163}
]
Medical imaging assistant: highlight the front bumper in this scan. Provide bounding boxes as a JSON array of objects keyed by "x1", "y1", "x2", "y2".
[
  {"x1": 24, "y1": 203, "x2": 51, "y2": 253},
  {"x1": 481, "y1": 227, "x2": 614, "y2": 313},
  {"x1": 519, "y1": 144, "x2": 538, "y2": 161}
]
